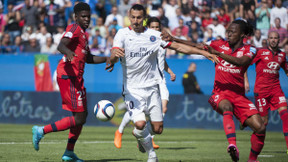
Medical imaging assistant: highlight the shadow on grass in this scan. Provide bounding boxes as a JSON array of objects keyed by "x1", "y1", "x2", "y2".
[
  {"x1": 160, "y1": 146, "x2": 196, "y2": 150},
  {"x1": 85, "y1": 159, "x2": 141, "y2": 162}
]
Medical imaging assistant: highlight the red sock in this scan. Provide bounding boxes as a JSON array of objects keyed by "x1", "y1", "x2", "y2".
[
  {"x1": 66, "y1": 125, "x2": 83, "y2": 151},
  {"x1": 44, "y1": 116, "x2": 76, "y2": 134},
  {"x1": 279, "y1": 109, "x2": 288, "y2": 149},
  {"x1": 249, "y1": 133, "x2": 265, "y2": 160},
  {"x1": 223, "y1": 111, "x2": 236, "y2": 145}
]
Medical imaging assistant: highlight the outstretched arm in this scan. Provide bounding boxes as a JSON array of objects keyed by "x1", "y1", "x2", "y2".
[
  {"x1": 168, "y1": 42, "x2": 219, "y2": 63},
  {"x1": 161, "y1": 30, "x2": 200, "y2": 48},
  {"x1": 205, "y1": 45, "x2": 253, "y2": 66},
  {"x1": 86, "y1": 54, "x2": 114, "y2": 72}
]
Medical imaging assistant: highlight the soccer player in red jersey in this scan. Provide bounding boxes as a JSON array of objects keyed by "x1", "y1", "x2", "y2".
[
  {"x1": 32, "y1": 2, "x2": 113, "y2": 161},
  {"x1": 162, "y1": 19, "x2": 266, "y2": 162},
  {"x1": 252, "y1": 31, "x2": 288, "y2": 153}
]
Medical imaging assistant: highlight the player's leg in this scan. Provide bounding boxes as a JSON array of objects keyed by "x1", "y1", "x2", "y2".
[
  {"x1": 217, "y1": 99, "x2": 239, "y2": 162},
  {"x1": 132, "y1": 113, "x2": 158, "y2": 162},
  {"x1": 244, "y1": 114, "x2": 266, "y2": 162},
  {"x1": 278, "y1": 106, "x2": 288, "y2": 153},
  {"x1": 114, "y1": 111, "x2": 131, "y2": 148},
  {"x1": 62, "y1": 111, "x2": 87, "y2": 162},
  {"x1": 146, "y1": 120, "x2": 159, "y2": 149}
]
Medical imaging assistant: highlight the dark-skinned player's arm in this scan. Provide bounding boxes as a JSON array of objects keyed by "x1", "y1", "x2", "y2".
[
  {"x1": 168, "y1": 41, "x2": 219, "y2": 63},
  {"x1": 86, "y1": 52, "x2": 114, "y2": 72},
  {"x1": 204, "y1": 45, "x2": 255, "y2": 67},
  {"x1": 57, "y1": 37, "x2": 77, "y2": 62}
]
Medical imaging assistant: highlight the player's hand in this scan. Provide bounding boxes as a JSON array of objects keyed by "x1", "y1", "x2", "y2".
[
  {"x1": 170, "y1": 73, "x2": 176, "y2": 81},
  {"x1": 113, "y1": 48, "x2": 125, "y2": 58},
  {"x1": 203, "y1": 52, "x2": 220, "y2": 64},
  {"x1": 161, "y1": 30, "x2": 174, "y2": 42},
  {"x1": 105, "y1": 57, "x2": 114, "y2": 72},
  {"x1": 204, "y1": 45, "x2": 221, "y2": 56},
  {"x1": 66, "y1": 52, "x2": 77, "y2": 61}
]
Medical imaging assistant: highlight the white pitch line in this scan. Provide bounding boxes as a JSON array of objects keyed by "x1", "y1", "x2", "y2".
[
  {"x1": 258, "y1": 155, "x2": 275, "y2": 158},
  {"x1": 0, "y1": 141, "x2": 200, "y2": 145}
]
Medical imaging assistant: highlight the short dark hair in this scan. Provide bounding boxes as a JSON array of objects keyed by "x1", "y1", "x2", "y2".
[
  {"x1": 74, "y1": 2, "x2": 90, "y2": 14},
  {"x1": 147, "y1": 17, "x2": 161, "y2": 28},
  {"x1": 130, "y1": 4, "x2": 146, "y2": 17},
  {"x1": 232, "y1": 19, "x2": 254, "y2": 36}
]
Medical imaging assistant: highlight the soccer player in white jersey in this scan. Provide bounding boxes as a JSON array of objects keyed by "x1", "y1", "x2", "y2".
[
  {"x1": 114, "y1": 17, "x2": 176, "y2": 150},
  {"x1": 110, "y1": 4, "x2": 217, "y2": 162}
]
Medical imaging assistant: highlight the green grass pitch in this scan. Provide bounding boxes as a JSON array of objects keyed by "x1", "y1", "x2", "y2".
[{"x1": 0, "y1": 124, "x2": 287, "y2": 162}]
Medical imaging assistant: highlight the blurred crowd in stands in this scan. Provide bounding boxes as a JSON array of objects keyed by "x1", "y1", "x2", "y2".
[{"x1": 0, "y1": 0, "x2": 287, "y2": 58}]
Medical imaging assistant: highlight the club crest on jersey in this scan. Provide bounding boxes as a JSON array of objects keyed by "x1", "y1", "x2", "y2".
[
  {"x1": 278, "y1": 57, "x2": 282, "y2": 62},
  {"x1": 236, "y1": 51, "x2": 243, "y2": 57},
  {"x1": 150, "y1": 36, "x2": 156, "y2": 42}
]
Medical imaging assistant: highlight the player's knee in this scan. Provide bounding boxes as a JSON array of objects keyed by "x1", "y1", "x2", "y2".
[
  {"x1": 152, "y1": 125, "x2": 163, "y2": 134},
  {"x1": 134, "y1": 121, "x2": 146, "y2": 130},
  {"x1": 255, "y1": 122, "x2": 266, "y2": 134},
  {"x1": 75, "y1": 118, "x2": 86, "y2": 126}
]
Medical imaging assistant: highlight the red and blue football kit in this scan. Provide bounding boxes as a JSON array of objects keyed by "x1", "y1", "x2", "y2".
[
  {"x1": 208, "y1": 39, "x2": 259, "y2": 124},
  {"x1": 253, "y1": 48, "x2": 288, "y2": 116},
  {"x1": 57, "y1": 24, "x2": 89, "y2": 112}
]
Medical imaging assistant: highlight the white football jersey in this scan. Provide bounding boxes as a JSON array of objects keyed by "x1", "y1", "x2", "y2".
[{"x1": 113, "y1": 27, "x2": 171, "y2": 89}]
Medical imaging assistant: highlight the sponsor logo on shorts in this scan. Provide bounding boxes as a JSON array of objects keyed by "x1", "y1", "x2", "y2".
[
  {"x1": 259, "y1": 107, "x2": 263, "y2": 112},
  {"x1": 249, "y1": 104, "x2": 257, "y2": 110},
  {"x1": 214, "y1": 95, "x2": 219, "y2": 102},
  {"x1": 279, "y1": 96, "x2": 287, "y2": 104},
  {"x1": 78, "y1": 101, "x2": 83, "y2": 106}
]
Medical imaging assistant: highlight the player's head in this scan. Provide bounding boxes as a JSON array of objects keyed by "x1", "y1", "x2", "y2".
[
  {"x1": 129, "y1": 4, "x2": 146, "y2": 33},
  {"x1": 147, "y1": 17, "x2": 161, "y2": 31},
  {"x1": 226, "y1": 19, "x2": 254, "y2": 47},
  {"x1": 74, "y1": 2, "x2": 91, "y2": 30},
  {"x1": 267, "y1": 31, "x2": 280, "y2": 50}
]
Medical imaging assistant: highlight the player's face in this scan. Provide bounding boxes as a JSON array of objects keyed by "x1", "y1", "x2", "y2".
[
  {"x1": 148, "y1": 22, "x2": 160, "y2": 31},
  {"x1": 75, "y1": 10, "x2": 91, "y2": 30},
  {"x1": 226, "y1": 23, "x2": 242, "y2": 47},
  {"x1": 129, "y1": 9, "x2": 144, "y2": 32},
  {"x1": 268, "y1": 32, "x2": 280, "y2": 49}
]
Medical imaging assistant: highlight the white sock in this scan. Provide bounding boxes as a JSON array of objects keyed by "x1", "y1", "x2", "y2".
[
  {"x1": 133, "y1": 127, "x2": 155, "y2": 154},
  {"x1": 118, "y1": 111, "x2": 131, "y2": 133}
]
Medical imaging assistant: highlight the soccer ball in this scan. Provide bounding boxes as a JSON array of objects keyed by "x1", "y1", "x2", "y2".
[{"x1": 93, "y1": 100, "x2": 115, "y2": 121}]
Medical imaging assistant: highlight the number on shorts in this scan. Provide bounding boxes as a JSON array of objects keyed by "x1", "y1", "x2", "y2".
[
  {"x1": 77, "y1": 90, "x2": 85, "y2": 101},
  {"x1": 257, "y1": 98, "x2": 266, "y2": 107}
]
